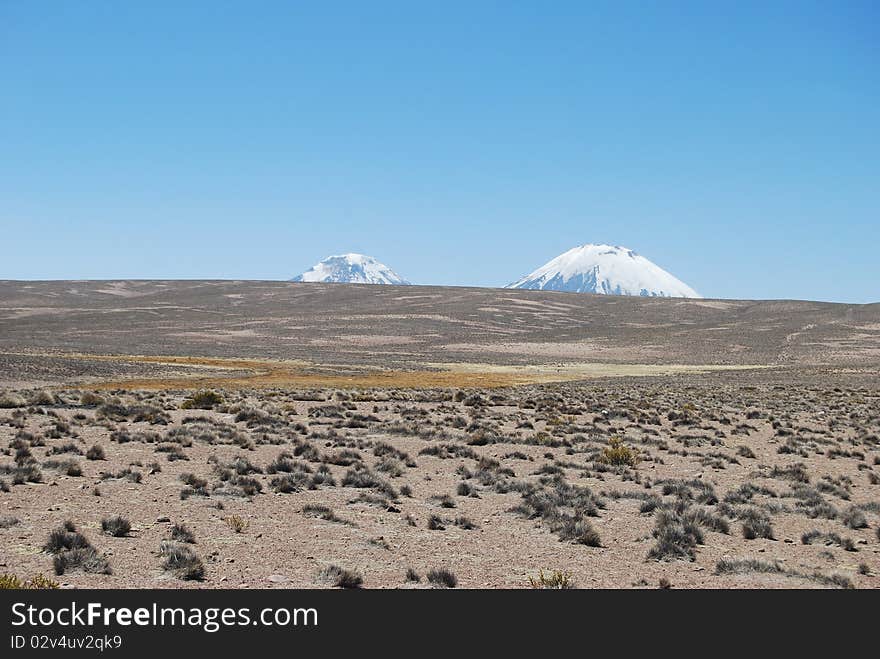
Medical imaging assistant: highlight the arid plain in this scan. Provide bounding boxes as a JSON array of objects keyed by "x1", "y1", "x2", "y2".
[{"x1": 1, "y1": 280, "x2": 879, "y2": 588}]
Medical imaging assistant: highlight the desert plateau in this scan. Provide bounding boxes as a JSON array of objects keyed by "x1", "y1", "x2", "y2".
[{"x1": 1, "y1": 280, "x2": 878, "y2": 589}]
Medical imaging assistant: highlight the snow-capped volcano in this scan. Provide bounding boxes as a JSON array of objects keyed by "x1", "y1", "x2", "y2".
[
  {"x1": 291, "y1": 253, "x2": 410, "y2": 285},
  {"x1": 507, "y1": 244, "x2": 700, "y2": 298}
]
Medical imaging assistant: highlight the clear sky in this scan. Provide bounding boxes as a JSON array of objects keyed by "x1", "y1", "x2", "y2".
[{"x1": 1, "y1": 2, "x2": 877, "y2": 302}]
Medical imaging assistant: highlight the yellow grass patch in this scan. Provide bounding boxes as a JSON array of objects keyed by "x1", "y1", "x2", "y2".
[{"x1": 17, "y1": 352, "x2": 776, "y2": 390}]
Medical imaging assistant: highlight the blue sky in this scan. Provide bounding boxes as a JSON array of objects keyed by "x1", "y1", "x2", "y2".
[{"x1": 1, "y1": 2, "x2": 877, "y2": 302}]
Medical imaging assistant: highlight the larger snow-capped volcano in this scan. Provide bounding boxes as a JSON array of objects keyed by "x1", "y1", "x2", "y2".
[
  {"x1": 507, "y1": 244, "x2": 700, "y2": 298},
  {"x1": 291, "y1": 253, "x2": 410, "y2": 285}
]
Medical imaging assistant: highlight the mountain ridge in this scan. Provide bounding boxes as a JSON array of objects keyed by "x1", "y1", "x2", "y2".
[
  {"x1": 292, "y1": 253, "x2": 410, "y2": 285},
  {"x1": 507, "y1": 243, "x2": 700, "y2": 298}
]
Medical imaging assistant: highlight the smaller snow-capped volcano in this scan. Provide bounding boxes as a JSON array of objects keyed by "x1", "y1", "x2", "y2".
[
  {"x1": 507, "y1": 244, "x2": 700, "y2": 298},
  {"x1": 291, "y1": 253, "x2": 410, "y2": 285}
]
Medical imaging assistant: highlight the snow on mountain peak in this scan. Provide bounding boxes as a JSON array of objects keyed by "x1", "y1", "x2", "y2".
[
  {"x1": 291, "y1": 253, "x2": 411, "y2": 285},
  {"x1": 506, "y1": 243, "x2": 700, "y2": 298}
]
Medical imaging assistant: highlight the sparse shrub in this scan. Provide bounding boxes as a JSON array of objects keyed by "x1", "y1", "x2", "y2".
[
  {"x1": 528, "y1": 570, "x2": 574, "y2": 589},
  {"x1": 85, "y1": 445, "x2": 106, "y2": 460},
  {"x1": 659, "y1": 478, "x2": 718, "y2": 505},
  {"x1": 0, "y1": 516, "x2": 21, "y2": 529},
  {"x1": 179, "y1": 485, "x2": 208, "y2": 500},
  {"x1": 181, "y1": 391, "x2": 224, "y2": 410},
  {"x1": 770, "y1": 463, "x2": 810, "y2": 483},
  {"x1": 430, "y1": 494, "x2": 456, "y2": 509},
  {"x1": 0, "y1": 392, "x2": 27, "y2": 408},
  {"x1": 98, "y1": 403, "x2": 170, "y2": 425},
  {"x1": 656, "y1": 577, "x2": 672, "y2": 589},
  {"x1": 0, "y1": 573, "x2": 60, "y2": 589},
  {"x1": 842, "y1": 506, "x2": 868, "y2": 529},
  {"x1": 160, "y1": 541, "x2": 205, "y2": 580},
  {"x1": 639, "y1": 497, "x2": 661, "y2": 513},
  {"x1": 317, "y1": 565, "x2": 362, "y2": 589},
  {"x1": 302, "y1": 504, "x2": 349, "y2": 525},
  {"x1": 817, "y1": 476, "x2": 851, "y2": 500},
  {"x1": 11, "y1": 464, "x2": 42, "y2": 485},
  {"x1": 157, "y1": 443, "x2": 188, "y2": 461},
  {"x1": 599, "y1": 436, "x2": 639, "y2": 467},
  {"x1": 688, "y1": 507, "x2": 730, "y2": 534},
  {"x1": 53, "y1": 547, "x2": 111, "y2": 576},
  {"x1": 44, "y1": 522, "x2": 90, "y2": 554},
  {"x1": 809, "y1": 572, "x2": 854, "y2": 589},
  {"x1": 368, "y1": 536, "x2": 390, "y2": 550},
  {"x1": 228, "y1": 474, "x2": 262, "y2": 496},
  {"x1": 427, "y1": 568, "x2": 457, "y2": 588},
  {"x1": 170, "y1": 524, "x2": 196, "y2": 544},
  {"x1": 227, "y1": 456, "x2": 263, "y2": 475},
  {"x1": 267, "y1": 452, "x2": 312, "y2": 474},
  {"x1": 715, "y1": 558, "x2": 785, "y2": 576},
  {"x1": 457, "y1": 481, "x2": 478, "y2": 497},
  {"x1": 27, "y1": 573, "x2": 60, "y2": 588},
  {"x1": 308, "y1": 468, "x2": 335, "y2": 488},
  {"x1": 31, "y1": 390, "x2": 56, "y2": 406},
  {"x1": 14, "y1": 445, "x2": 34, "y2": 463},
  {"x1": 47, "y1": 443, "x2": 82, "y2": 456},
  {"x1": 802, "y1": 530, "x2": 856, "y2": 551},
  {"x1": 42, "y1": 458, "x2": 82, "y2": 477},
  {"x1": 0, "y1": 574, "x2": 24, "y2": 589},
  {"x1": 79, "y1": 392, "x2": 104, "y2": 406},
  {"x1": 271, "y1": 471, "x2": 309, "y2": 493},
  {"x1": 647, "y1": 509, "x2": 703, "y2": 561},
  {"x1": 740, "y1": 507, "x2": 774, "y2": 540},
  {"x1": 427, "y1": 514, "x2": 446, "y2": 530},
  {"x1": 341, "y1": 468, "x2": 397, "y2": 498},
  {"x1": 375, "y1": 457, "x2": 404, "y2": 477},
  {"x1": 101, "y1": 468, "x2": 142, "y2": 483},
  {"x1": 554, "y1": 516, "x2": 602, "y2": 546},
  {"x1": 453, "y1": 516, "x2": 478, "y2": 530},
  {"x1": 723, "y1": 482, "x2": 777, "y2": 505},
  {"x1": 101, "y1": 516, "x2": 131, "y2": 537},
  {"x1": 715, "y1": 557, "x2": 852, "y2": 588},
  {"x1": 405, "y1": 568, "x2": 421, "y2": 582},
  {"x1": 786, "y1": 483, "x2": 839, "y2": 519},
  {"x1": 224, "y1": 514, "x2": 248, "y2": 533},
  {"x1": 45, "y1": 521, "x2": 111, "y2": 575},
  {"x1": 348, "y1": 491, "x2": 398, "y2": 510},
  {"x1": 179, "y1": 473, "x2": 207, "y2": 489}
]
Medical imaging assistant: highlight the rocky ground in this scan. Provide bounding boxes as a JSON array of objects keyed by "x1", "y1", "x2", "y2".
[{"x1": 1, "y1": 379, "x2": 878, "y2": 589}]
